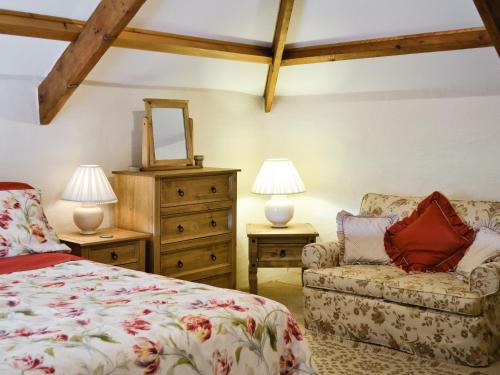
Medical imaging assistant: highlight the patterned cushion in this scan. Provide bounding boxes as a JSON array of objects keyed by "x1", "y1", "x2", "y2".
[
  {"x1": 360, "y1": 193, "x2": 500, "y2": 231},
  {"x1": 0, "y1": 189, "x2": 69, "y2": 257},
  {"x1": 303, "y1": 265, "x2": 407, "y2": 298},
  {"x1": 383, "y1": 273, "x2": 483, "y2": 316}
]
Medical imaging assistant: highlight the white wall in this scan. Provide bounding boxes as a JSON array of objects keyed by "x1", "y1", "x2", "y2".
[{"x1": 1, "y1": 76, "x2": 499, "y2": 288}]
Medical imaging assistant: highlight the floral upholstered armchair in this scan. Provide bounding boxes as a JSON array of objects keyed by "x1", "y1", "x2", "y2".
[{"x1": 302, "y1": 193, "x2": 500, "y2": 367}]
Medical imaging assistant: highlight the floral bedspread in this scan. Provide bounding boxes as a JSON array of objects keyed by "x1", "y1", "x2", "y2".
[{"x1": 0, "y1": 259, "x2": 314, "y2": 374}]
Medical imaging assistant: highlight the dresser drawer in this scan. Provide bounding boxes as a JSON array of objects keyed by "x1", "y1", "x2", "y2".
[
  {"x1": 161, "y1": 210, "x2": 229, "y2": 243},
  {"x1": 88, "y1": 242, "x2": 140, "y2": 265},
  {"x1": 258, "y1": 243, "x2": 303, "y2": 266},
  {"x1": 161, "y1": 175, "x2": 230, "y2": 205},
  {"x1": 197, "y1": 273, "x2": 232, "y2": 288},
  {"x1": 160, "y1": 241, "x2": 231, "y2": 279}
]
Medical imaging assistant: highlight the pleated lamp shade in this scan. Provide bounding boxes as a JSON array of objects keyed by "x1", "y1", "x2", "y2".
[
  {"x1": 62, "y1": 165, "x2": 117, "y2": 204},
  {"x1": 252, "y1": 159, "x2": 306, "y2": 195}
]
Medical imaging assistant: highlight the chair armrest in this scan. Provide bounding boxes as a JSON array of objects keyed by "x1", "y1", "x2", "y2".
[
  {"x1": 302, "y1": 241, "x2": 341, "y2": 268},
  {"x1": 469, "y1": 261, "x2": 500, "y2": 296}
]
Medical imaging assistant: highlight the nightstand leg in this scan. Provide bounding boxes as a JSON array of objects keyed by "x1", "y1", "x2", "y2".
[
  {"x1": 249, "y1": 239, "x2": 258, "y2": 294},
  {"x1": 249, "y1": 266, "x2": 257, "y2": 294}
]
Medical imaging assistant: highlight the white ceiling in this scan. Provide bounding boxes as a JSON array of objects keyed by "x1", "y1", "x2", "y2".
[{"x1": 0, "y1": 0, "x2": 499, "y2": 96}]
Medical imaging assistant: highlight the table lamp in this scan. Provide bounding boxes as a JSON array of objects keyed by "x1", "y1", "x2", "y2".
[
  {"x1": 251, "y1": 158, "x2": 305, "y2": 228},
  {"x1": 62, "y1": 165, "x2": 118, "y2": 234}
]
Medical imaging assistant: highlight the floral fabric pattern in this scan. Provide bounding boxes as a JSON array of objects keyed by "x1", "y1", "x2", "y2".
[
  {"x1": 0, "y1": 189, "x2": 69, "y2": 257},
  {"x1": 302, "y1": 193, "x2": 500, "y2": 367},
  {"x1": 303, "y1": 265, "x2": 406, "y2": 298},
  {"x1": 0, "y1": 260, "x2": 315, "y2": 374},
  {"x1": 360, "y1": 193, "x2": 500, "y2": 231},
  {"x1": 469, "y1": 260, "x2": 500, "y2": 296},
  {"x1": 301, "y1": 241, "x2": 341, "y2": 269},
  {"x1": 383, "y1": 272, "x2": 483, "y2": 316},
  {"x1": 303, "y1": 286, "x2": 499, "y2": 367}
]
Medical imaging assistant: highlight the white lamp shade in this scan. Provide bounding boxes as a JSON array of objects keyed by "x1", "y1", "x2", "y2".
[
  {"x1": 62, "y1": 165, "x2": 117, "y2": 204},
  {"x1": 251, "y1": 158, "x2": 306, "y2": 195}
]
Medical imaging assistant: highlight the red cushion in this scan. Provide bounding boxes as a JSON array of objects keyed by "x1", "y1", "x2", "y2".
[
  {"x1": 0, "y1": 182, "x2": 33, "y2": 191},
  {"x1": 384, "y1": 191, "x2": 475, "y2": 273}
]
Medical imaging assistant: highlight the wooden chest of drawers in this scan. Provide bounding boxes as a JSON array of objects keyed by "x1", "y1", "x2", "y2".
[{"x1": 113, "y1": 167, "x2": 239, "y2": 288}]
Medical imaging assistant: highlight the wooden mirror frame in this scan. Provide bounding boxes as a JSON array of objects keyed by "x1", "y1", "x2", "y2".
[{"x1": 141, "y1": 98, "x2": 196, "y2": 170}]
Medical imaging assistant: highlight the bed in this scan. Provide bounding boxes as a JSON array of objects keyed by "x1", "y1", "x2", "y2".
[
  {"x1": 0, "y1": 253, "x2": 314, "y2": 374},
  {"x1": 0, "y1": 183, "x2": 315, "y2": 374}
]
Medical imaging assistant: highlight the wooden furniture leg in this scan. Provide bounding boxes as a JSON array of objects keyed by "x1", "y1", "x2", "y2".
[{"x1": 249, "y1": 237, "x2": 258, "y2": 294}]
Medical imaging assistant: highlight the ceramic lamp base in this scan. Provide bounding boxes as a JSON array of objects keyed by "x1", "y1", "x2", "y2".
[
  {"x1": 73, "y1": 204, "x2": 104, "y2": 235},
  {"x1": 264, "y1": 195, "x2": 294, "y2": 228}
]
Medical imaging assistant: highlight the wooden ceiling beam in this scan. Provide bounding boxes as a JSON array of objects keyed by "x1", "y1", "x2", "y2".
[
  {"x1": 474, "y1": 0, "x2": 500, "y2": 57},
  {"x1": 263, "y1": 0, "x2": 294, "y2": 112},
  {"x1": 281, "y1": 27, "x2": 492, "y2": 66},
  {"x1": 0, "y1": 10, "x2": 272, "y2": 64},
  {"x1": 38, "y1": 1, "x2": 147, "y2": 124}
]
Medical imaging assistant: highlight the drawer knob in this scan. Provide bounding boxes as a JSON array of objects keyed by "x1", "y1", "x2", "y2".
[
  {"x1": 177, "y1": 224, "x2": 184, "y2": 233},
  {"x1": 111, "y1": 251, "x2": 118, "y2": 261},
  {"x1": 279, "y1": 249, "x2": 286, "y2": 258},
  {"x1": 211, "y1": 254, "x2": 217, "y2": 262},
  {"x1": 177, "y1": 189, "x2": 184, "y2": 197},
  {"x1": 177, "y1": 260, "x2": 184, "y2": 268},
  {"x1": 210, "y1": 186, "x2": 217, "y2": 193},
  {"x1": 210, "y1": 219, "x2": 217, "y2": 227}
]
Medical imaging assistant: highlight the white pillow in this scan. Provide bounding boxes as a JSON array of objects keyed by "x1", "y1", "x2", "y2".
[
  {"x1": 337, "y1": 210, "x2": 399, "y2": 265},
  {"x1": 456, "y1": 227, "x2": 500, "y2": 277}
]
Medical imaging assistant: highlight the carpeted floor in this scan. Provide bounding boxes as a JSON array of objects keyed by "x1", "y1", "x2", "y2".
[{"x1": 254, "y1": 281, "x2": 500, "y2": 375}]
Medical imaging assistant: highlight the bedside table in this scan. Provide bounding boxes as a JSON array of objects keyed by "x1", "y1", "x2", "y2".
[
  {"x1": 246, "y1": 223, "x2": 318, "y2": 294},
  {"x1": 59, "y1": 228, "x2": 150, "y2": 272}
]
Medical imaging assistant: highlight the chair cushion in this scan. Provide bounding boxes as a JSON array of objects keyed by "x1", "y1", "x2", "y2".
[
  {"x1": 384, "y1": 191, "x2": 475, "y2": 273},
  {"x1": 303, "y1": 265, "x2": 406, "y2": 298},
  {"x1": 383, "y1": 272, "x2": 483, "y2": 316}
]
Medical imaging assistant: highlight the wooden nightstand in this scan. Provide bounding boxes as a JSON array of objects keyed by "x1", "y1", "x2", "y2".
[
  {"x1": 59, "y1": 228, "x2": 150, "y2": 272},
  {"x1": 246, "y1": 223, "x2": 318, "y2": 294}
]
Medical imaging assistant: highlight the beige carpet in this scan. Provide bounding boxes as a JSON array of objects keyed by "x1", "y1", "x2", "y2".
[{"x1": 254, "y1": 281, "x2": 500, "y2": 375}]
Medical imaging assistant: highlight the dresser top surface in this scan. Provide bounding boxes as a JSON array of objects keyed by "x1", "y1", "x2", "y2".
[{"x1": 113, "y1": 167, "x2": 240, "y2": 177}]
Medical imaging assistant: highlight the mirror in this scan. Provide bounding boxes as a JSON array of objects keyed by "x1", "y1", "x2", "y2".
[
  {"x1": 152, "y1": 107, "x2": 187, "y2": 160},
  {"x1": 141, "y1": 99, "x2": 195, "y2": 170}
]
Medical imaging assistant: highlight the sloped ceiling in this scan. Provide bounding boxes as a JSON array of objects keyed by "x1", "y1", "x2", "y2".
[{"x1": 0, "y1": 0, "x2": 499, "y2": 96}]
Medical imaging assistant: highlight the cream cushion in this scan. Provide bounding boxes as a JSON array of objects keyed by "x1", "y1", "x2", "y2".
[
  {"x1": 303, "y1": 265, "x2": 406, "y2": 298},
  {"x1": 337, "y1": 210, "x2": 398, "y2": 265},
  {"x1": 456, "y1": 227, "x2": 500, "y2": 277},
  {"x1": 383, "y1": 272, "x2": 483, "y2": 316}
]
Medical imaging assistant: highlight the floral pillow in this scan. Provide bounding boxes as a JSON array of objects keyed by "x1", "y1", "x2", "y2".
[{"x1": 0, "y1": 189, "x2": 70, "y2": 258}]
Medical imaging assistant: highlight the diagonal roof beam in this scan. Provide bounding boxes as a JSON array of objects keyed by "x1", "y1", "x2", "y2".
[
  {"x1": 474, "y1": 0, "x2": 500, "y2": 57},
  {"x1": 37, "y1": 0, "x2": 147, "y2": 124},
  {"x1": 282, "y1": 27, "x2": 492, "y2": 66},
  {"x1": 263, "y1": 0, "x2": 294, "y2": 112}
]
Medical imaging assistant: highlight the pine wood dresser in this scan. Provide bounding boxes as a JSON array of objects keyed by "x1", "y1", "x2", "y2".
[{"x1": 112, "y1": 167, "x2": 240, "y2": 288}]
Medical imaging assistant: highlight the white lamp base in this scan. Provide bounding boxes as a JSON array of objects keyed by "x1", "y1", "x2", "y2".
[
  {"x1": 264, "y1": 195, "x2": 294, "y2": 228},
  {"x1": 73, "y1": 204, "x2": 104, "y2": 235}
]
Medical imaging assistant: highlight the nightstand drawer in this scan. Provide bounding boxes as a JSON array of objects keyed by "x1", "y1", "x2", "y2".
[
  {"x1": 88, "y1": 242, "x2": 140, "y2": 265},
  {"x1": 258, "y1": 244, "x2": 303, "y2": 266},
  {"x1": 160, "y1": 241, "x2": 231, "y2": 279},
  {"x1": 161, "y1": 175, "x2": 230, "y2": 205},
  {"x1": 161, "y1": 210, "x2": 230, "y2": 243}
]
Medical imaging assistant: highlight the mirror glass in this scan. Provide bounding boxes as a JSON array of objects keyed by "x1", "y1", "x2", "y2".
[{"x1": 151, "y1": 107, "x2": 187, "y2": 160}]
